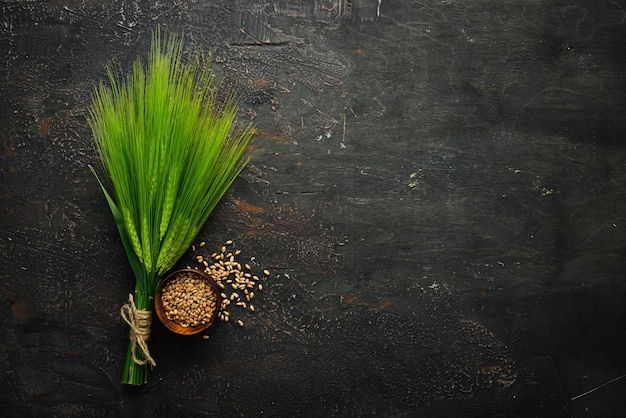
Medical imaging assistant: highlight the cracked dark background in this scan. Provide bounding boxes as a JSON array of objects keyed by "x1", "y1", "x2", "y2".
[{"x1": 1, "y1": 0, "x2": 626, "y2": 416}]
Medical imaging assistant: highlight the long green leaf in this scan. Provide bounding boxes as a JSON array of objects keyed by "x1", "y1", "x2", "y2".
[{"x1": 89, "y1": 165, "x2": 147, "y2": 293}]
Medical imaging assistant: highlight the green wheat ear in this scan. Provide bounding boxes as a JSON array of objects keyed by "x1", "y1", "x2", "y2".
[{"x1": 88, "y1": 27, "x2": 254, "y2": 385}]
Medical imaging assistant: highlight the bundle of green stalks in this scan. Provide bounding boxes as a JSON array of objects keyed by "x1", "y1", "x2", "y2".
[{"x1": 88, "y1": 29, "x2": 254, "y2": 385}]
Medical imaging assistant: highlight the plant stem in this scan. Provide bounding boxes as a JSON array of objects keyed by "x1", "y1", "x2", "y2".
[{"x1": 121, "y1": 288, "x2": 154, "y2": 385}]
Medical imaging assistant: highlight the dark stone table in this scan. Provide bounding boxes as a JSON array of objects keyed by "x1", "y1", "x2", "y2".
[{"x1": 1, "y1": 1, "x2": 625, "y2": 416}]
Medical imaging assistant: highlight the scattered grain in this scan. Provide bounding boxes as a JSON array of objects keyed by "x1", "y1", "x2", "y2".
[{"x1": 189, "y1": 240, "x2": 270, "y2": 328}]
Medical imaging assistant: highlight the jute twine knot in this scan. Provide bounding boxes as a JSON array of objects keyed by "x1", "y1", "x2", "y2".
[{"x1": 120, "y1": 294, "x2": 156, "y2": 367}]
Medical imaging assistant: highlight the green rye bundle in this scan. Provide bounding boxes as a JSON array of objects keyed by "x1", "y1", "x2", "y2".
[{"x1": 88, "y1": 29, "x2": 254, "y2": 385}]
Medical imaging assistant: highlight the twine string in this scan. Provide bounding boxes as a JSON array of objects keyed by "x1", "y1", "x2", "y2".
[{"x1": 120, "y1": 294, "x2": 156, "y2": 367}]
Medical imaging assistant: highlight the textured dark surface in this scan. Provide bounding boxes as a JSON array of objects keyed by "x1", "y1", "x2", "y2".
[{"x1": 1, "y1": 0, "x2": 626, "y2": 416}]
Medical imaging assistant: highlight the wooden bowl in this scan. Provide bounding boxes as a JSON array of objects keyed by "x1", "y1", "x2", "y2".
[{"x1": 154, "y1": 268, "x2": 222, "y2": 335}]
